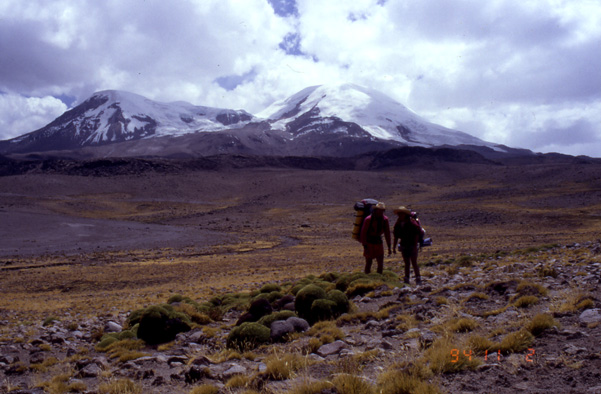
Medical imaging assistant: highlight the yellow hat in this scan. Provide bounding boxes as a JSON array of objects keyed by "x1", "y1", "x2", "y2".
[
  {"x1": 374, "y1": 202, "x2": 386, "y2": 210},
  {"x1": 393, "y1": 206, "x2": 411, "y2": 215}
]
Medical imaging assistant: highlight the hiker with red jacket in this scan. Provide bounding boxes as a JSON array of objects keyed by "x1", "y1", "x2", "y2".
[
  {"x1": 393, "y1": 206, "x2": 422, "y2": 285},
  {"x1": 359, "y1": 202, "x2": 391, "y2": 274}
]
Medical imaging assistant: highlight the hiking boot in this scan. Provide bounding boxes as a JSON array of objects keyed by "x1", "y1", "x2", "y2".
[
  {"x1": 404, "y1": 277, "x2": 410, "y2": 284},
  {"x1": 416, "y1": 276, "x2": 422, "y2": 285}
]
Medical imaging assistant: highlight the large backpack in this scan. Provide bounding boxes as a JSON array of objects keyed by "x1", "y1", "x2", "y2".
[
  {"x1": 351, "y1": 198, "x2": 379, "y2": 242},
  {"x1": 410, "y1": 211, "x2": 432, "y2": 247}
]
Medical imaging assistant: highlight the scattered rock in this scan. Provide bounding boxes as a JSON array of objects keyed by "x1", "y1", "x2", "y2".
[
  {"x1": 317, "y1": 340, "x2": 347, "y2": 357},
  {"x1": 105, "y1": 321, "x2": 123, "y2": 333},
  {"x1": 579, "y1": 309, "x2": 601, "y2": 325}
]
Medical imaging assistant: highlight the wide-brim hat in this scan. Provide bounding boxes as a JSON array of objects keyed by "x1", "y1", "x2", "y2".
[
  {"x1": 393, "y1": 206, "x2": 411, "y2": 215},
  {"x1": 374, "y1": 202, "x2": 386, "y2": 210}
]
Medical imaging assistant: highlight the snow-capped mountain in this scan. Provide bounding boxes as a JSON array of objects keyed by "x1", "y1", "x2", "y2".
[
  {"x1": 0, "y1": 84, "x2": 514, "y2": 158},
  {"x1": 259, "y1": 83, "x2": 498, "y2": 149},
  {"x1": 2, "y1": 90, "x2": 253, "y2": 153}
]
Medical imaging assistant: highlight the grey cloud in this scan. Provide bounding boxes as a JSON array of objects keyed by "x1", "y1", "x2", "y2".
[
  {"x1": 0, "y1": 20, "x2": 88, "y2": 92},
  {"x1": 513, "y1": 118, "x2": 599, "y2": 148}
]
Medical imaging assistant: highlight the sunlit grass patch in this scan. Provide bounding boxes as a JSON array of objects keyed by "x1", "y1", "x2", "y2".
[
  {"x1": 447, "y1": 318, "x2": 479, "y2": 333},
  {"x1": 552, "y1": 291, "x2": 596, "y2": 314},
  {"x1": 262, "y1": 352, "x2": 309, "y2": 380},
  {"x1": 98, "y1": 339, "x2": 148, "y2": 363},
  {"x1": 463, "y1": 292, "x2": 489, "y2": 303},
  {"x1": 526, "y1": 313, "x2": 558, "y2": 336},
  {"x1": 225, "y1": 374, "x2": 251, "y2": 389},
  {"x1": 516, "y1": 281, "x2": 548, "y2": 297},
  {"x1": 332, "y1": 373, "x2": 376, "y2": 394},
  {"x1": 98, "y1": 378, "x2": 142, "y2": 394},
  {"x1": 513, "y1": 295, "x2": 539, "y2": 308},
  {"x1": 423, "y1": 337, "x2": 481, "y2": 374},
  {"x1": 497, "y1": 330, "x2": 534, "y2": 355},
  {"x1": 377, "y1": 361, "x2": 440, "y2": 394}
]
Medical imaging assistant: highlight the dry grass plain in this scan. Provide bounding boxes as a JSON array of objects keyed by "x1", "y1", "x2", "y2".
[{"x1": 0, "y1": 158, "x2": 600, "y2": 392}]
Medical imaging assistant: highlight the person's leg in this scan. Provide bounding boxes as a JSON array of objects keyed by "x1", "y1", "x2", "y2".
[
  {"x1": 376, "y1": 255, "x2": 384, "y2": 274},
  {"x1": 411, "y1": 247, "x2": 421, "y2": 284},
  {"x1": 402, "y1": 251, "x2": 411, "y2": 283},
  {"x1": 364, "y1": 257, "x2": 373, "y2": 274}
]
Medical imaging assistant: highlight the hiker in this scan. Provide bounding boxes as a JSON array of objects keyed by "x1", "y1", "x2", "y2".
[
  {"x1": 392, "y1": 206, "x2": 422, "y2": 285},
  {"x1": 359, "y1": 202, "x2": 391, "y2": 274}
]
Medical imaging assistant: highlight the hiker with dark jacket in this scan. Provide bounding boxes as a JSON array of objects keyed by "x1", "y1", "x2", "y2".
[
  {"x1": 393, "y1": 206, "x2": 422, "y2": 285},
  {"x1": 359, "y1": 202, "x2": 391, "y2": 274}
]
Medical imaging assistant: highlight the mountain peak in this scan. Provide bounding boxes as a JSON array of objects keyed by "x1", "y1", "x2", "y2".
[{"x1": 259, "y1": 83, "x2": 499, "y2": 150}]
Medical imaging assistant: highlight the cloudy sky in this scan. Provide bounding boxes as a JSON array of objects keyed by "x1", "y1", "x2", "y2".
[{"x1": 1, "y1": 0, "x2": 600, "y2": 156}]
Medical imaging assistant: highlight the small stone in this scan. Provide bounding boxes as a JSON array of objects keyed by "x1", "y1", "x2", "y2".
[
  {"x1": 287, "y1": 316, "x2": 310, "y2": 332},
  {"x1": 223, "y1": 364, "x2": 246, "y2": 378},
  {"x1": 317, "y1": 340, "x2": 347, "y2": 357},
  {"x1": 105, "y1": 321, "x2": 123, "y2": 333},
  {"x1": 78, "y1": 363, "x2": 102, "y2": 378}
]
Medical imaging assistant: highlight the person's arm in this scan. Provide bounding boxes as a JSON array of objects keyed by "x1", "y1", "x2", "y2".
[{"x1": 384, "y1": 217, "x2": 392, "y2": 255}]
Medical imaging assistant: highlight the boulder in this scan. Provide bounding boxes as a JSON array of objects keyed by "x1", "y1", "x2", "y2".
[
  {"x1": 270, "y1": 320, "x2": 295, "y2": 342},
  {"x1": 579, "y1": 308, "x2": 601, "y2": 325}
]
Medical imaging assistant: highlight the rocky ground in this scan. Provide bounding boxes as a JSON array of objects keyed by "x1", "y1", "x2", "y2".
[
  {"x1": 0, "y1": 241, "x2": 600, "y2": 394},
  {"x1": 1, "y1": 159, "x2": 601, "y2": 393}
]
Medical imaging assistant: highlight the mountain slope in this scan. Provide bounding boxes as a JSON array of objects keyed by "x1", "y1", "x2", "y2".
[{"x1": 1, "y1": 90, "x2": 253, "y2": 153}]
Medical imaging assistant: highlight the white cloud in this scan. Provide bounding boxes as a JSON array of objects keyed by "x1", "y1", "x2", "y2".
[{"x1": 0, "y1": 93, "x2": 67, "y2": 139}]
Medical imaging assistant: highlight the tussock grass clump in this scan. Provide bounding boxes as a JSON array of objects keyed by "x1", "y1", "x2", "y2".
[
  {"x1": 332, "y1": 373, "x2": 376, "y2": 394},
  {"x1": 378, "y1": 361, "x2": 440, "y2": 394},
  {"x1": 335, "y1": 271, "x2": 401, "y2": 296},
  {"x1": 498, "y1": 330, "x2": 534, "y2": 355},
  {"x1": 29, "y1": 356, "x2": 60, "y2": 372},
  {"x1": 173, "y1": 302, "x2": 212, "y2": 325},
  {"x1": 553, "y1": 291, "x2": 595, "y2": 314},
  {"x1": 513, "y1": 295, "x2": 539, "y2": 308},
  {"x1": 516, "y1": 281, "x2": 548, "y2": 297},
  {"x1": 295, "y1": 284, "x2": 327, "y2": 320},
  {"x1": 467, "y1": 335, "x2": 495, "y2": 355},
  {"x1": 262, "y1": 352, "x2": 308, "y2": 380},
  {"x1": 98, "y1": 378, "x2": 142, "y2": 394},
  {"x1": 537, "y1": 265, "x2": 559, "y2": 278},
  {"x1": 225, "y1": 374, "x2": 251, "y2": 388},
  {"x1": 424, "y1": 337, "x2": 481, "y2": 374},
  {"x1": 226, "y1": 322, "x2": 270, "y2": 351},
  {"x1": 448, "y1": 318, "x2": 478, "y2": 333},
  {"x1": 455, "y1": 255, "x2": 476, "y2": 268},
  {"x1": 189, "y1": 384, "x2": 219, "y2": 394},
  {"x1": 100, "y1": 339, "x2": 148, "y2": 363},
  {"x1": 307, "y1": 320, "x2": 345, "y2": 342},
  {"x1": 335, "y1": 349, "x2": 380, "y2": 374},
  {"x1": 526, "y1": 313, "x2": 558, "y2": 336},
  {"x1": 127, "y1": 304, "x2": 191, "y2": 345},
  {"x1": 260, "y1": 283, "x2": 282, "y2": 293},
  {"x1": 463, "y1": 292, "x2": 489, "y2": 302},
  {"x1": 37, "y1": 373, "x2": 88, "y2": 394}
]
